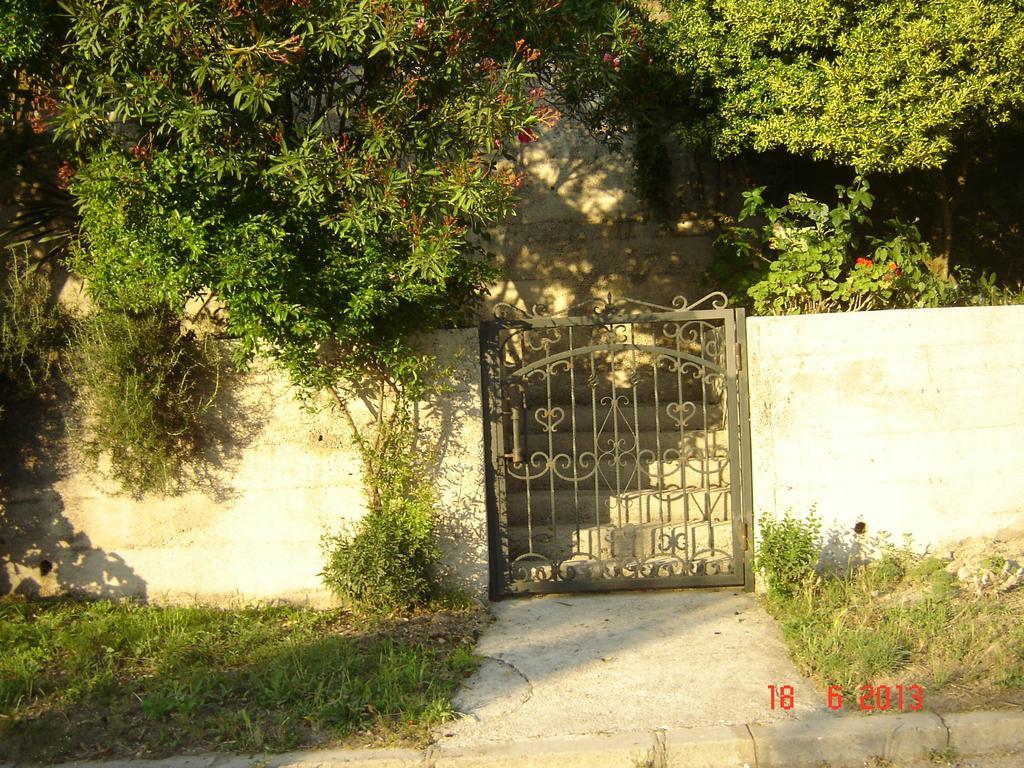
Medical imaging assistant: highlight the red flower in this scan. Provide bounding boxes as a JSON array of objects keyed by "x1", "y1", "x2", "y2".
[
  {"x1": 855, "y1": 257, "x2": 874, "y2": 268},
  {"x1": 888, "y1": 262, "x2": 902, "y2": 276},
  {"x1": 518, "y1": 129, "x2": 537, "y2": 144}
]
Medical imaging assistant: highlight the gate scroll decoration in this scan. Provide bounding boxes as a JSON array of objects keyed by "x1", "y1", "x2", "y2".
[{"x1": 480, "y1": 292, "x2": 754, "y2": 597}]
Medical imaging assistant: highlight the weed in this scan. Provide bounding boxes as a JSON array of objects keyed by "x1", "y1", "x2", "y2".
[
  {"x1": 756, "y1": 510, "x2": 822, "y2": 598},
  {"x1": 981, "y1": 555, "x2": 1007, "y2": 571},
  {"x1": 927, "y1": 746, "x2": 958, "y2": 763},
  {"x1": 761, "y1": 523, "x2": 1024, "y2": 708},
  {"x1": 0, "y1": 249, "x2": 68, "y2": 410}
]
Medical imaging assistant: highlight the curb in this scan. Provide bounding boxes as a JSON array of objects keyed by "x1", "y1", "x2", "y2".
[{"x1": 13, "y1": 710, "x2": 1024, "y2": 768}]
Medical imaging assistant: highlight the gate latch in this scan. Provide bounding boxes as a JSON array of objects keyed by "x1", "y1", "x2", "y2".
[{"x1": 502, "y1": 396, "x2": 526, "y2": 464}]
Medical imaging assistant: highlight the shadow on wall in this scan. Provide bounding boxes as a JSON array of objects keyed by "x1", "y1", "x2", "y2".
[
  {"x1": 0, "y1": 393, "x2": 149, "y2": 601},
  {"x1": 0, "y1": 342, "x2": 272, "y2": 602},
  {"x1": 817, "y1": 521, "x2": 911, "y2": 576},
  {"x1": 170, "y1": 340, "x2": 273, "y2": 505},
  {"x1": 412, "y1": 338, "x2": 489, "y2": 599},
  {"x1": 483, "y1": 121, "x2": 742, "y2": 318}
]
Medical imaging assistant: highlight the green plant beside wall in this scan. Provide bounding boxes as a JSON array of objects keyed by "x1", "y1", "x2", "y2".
[
  {"x1": 320, "y1": 393, "x2": 440, "y2": 615},
  {"x1": 713, "y1": 178, "x2": 958, "y2": 315},
  {"x1": 755, "y1": 511, "x2": 822, "y2": 599},
  {"x1": 0, "y1": 250, "x2": 68, "y2": 421},
  {"x1": 714, "y1": 177, "x2": 1024, "y2": 315},
  {"x1": 65, "y1": 304, "x2": 222, "y2": 497}
]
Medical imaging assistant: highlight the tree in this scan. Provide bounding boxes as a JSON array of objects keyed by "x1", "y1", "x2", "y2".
[
  {"x1": 26, "y1": 0, "x2": 617, "y2": 393},
  {"x1": 0, "y1": 0, "x2": 62, "y2": 128},
  {"x1": 648, "y1": 0, "x2": 1024, "y2": 272}
]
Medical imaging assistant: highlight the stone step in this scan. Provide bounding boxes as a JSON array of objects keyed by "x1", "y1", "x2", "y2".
[
  {"x1": 504, "y1": 450, "x2": 732, "y2": 493},
  {"x1": 507, "y1": 518, "x2": 736, "y2": 563},
  {"x1": 515, "y1": 372, "x2": 725, "y2": 408},
  {"x1": 512, "y1": 427, "x2": 730, "y2": 458},
  {"x1": 502, "y1": 403, "x2": 725, "y2": 432},
  {"x1": 505, "y1": 486, "x2": 733, "y2": 526}
]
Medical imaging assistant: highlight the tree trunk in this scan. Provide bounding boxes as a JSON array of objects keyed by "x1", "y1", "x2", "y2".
[
  {"x1": 931, "y1": 169, "x2": 953, "y2": 281},
  {"x1": 930, "y1": 153, "x2": 969, "y2": 281}
]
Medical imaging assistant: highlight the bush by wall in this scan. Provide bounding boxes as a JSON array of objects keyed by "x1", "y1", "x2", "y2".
[
  {"x1": 66, "y1": 305, "x2": 222, "y2": 496},
  {"x1": 320, "y1": 402, "x2": 440, "y2": 614},
  {"x1": 715, "y1": 178, "x2": 1024, "y2": 315},
  {"x1": 755, "y1": 511, "x2": 822, "y2": 598},
  {"x1": 0, "y1": 251, "x2": 67, "y2": 417}
]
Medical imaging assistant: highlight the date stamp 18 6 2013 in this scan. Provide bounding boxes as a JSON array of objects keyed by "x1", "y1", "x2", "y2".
[{"x1": 769, "y1": 684, "x2": 925, "y2": 711}]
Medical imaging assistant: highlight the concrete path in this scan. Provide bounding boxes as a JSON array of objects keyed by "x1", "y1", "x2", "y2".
[{"x1": 438, "y1": 588, "x2": 828, "y2": 745}]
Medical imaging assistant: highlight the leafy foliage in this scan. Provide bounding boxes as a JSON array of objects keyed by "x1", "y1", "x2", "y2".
[
  {"x1": 954, "y1": 268, "x2": 1024, "y2": 307},
  {"x1": 755, "y1": 510, "x2": 821, "y2": 598},
  {"x1": 715, "y1": 176, "x2": 1024, "y2": 315},
  {"x1": 321, "y1": 404, "x2": 439, "y2": 614},
  {"x1": 66, "y1": 306, "x2": 222, "y2": 496},
  {"x1": 0, "y1": 0, "x2": 63, "y2": 128},
  {"x1": 714, "y1": 178, "x2": 963, "y2": 314},
  {"x1": 653, "y1": 0, "x2": 1024, "y2": 173},
  {"x1": 0, "y1": 251, "x2": 67, "y2": 413},
  {"x1": 47, "y1": 0, "x2": 620, "y2": 392}
]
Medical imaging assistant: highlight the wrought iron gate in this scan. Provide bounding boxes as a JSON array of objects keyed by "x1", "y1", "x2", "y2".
[{"x1": 480, "y1": 293, "x2": 753, "y2": 597}]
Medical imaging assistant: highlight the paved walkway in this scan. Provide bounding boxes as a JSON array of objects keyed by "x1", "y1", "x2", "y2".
[{"x1": 438, "y1": 588, "x2": 828, "y2": 745}]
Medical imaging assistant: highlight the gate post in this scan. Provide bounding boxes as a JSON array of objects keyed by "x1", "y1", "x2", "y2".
[{"x1": 734, "y1": 308, "x2": 756, "y2": 591}]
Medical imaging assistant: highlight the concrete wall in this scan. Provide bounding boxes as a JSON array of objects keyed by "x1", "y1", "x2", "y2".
[
  {"x1": 0, "y1": 329, "x2": 487, "y2": 606},
  {"x1": 2, "y1": 116, "x2": 726, "y2": 607},
  {"x1": 746, "y1": 306, "x2": 1024, "y2": 561},
  {"x1": 8, "y1": 118, "x2": 1022, "y2": 604}
]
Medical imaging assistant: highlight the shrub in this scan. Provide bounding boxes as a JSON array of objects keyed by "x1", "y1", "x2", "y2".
[
  {"x1": 755, "y1": 511, "x2": 822, "y2": 598},
  {"x1": 715, "y1": 177, "x2": 1024, "y2": 316},
  {"x1": 321, "y1": 407, "x2": 439, "y2": 614},
  {"x1": 0, "y1": 250, "x2": 67, "y2": 411},
  {"x1": 66, "y1": 304, "x2": 221, "y2": 496},
  {"x1": 714, "y1": 178, "x2": 960, "y2": 315}
]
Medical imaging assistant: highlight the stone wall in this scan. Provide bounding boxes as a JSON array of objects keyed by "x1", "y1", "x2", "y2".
[
  {"x1": 745, "y1": 306, "x2": 1024, "y2": 562},
  {"x1": 483, "y1": 122, "x2": 721, "y2": 316}
]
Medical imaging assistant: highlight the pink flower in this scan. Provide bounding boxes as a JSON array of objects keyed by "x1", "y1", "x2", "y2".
[{"x1": 602, "y1": 52, "x2": 613, "y2": 63}]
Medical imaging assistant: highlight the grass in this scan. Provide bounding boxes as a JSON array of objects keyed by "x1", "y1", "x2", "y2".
[
  {"x1": 763, "y1": 549, "x2": 1024, "y2": 711},
  {"x1": 0, "y1": 597, "x2": 481, "y2": 763}
]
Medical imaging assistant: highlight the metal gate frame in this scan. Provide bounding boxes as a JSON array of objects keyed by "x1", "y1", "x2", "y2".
[{"x1": 480, "y1": 293, "x2": 755, "y2": 599}]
